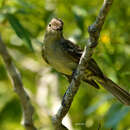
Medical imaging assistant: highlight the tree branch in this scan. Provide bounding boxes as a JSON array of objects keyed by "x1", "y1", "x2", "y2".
[
  {"x1": 52, "y1": 0, "x2": 114, "y2": 129},
  {"x1": 0, "y1": 35, "x2": 37, "y2": 130}
]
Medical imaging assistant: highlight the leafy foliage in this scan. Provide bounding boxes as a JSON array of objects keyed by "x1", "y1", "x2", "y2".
[
  {"x1": 0, "y1": 0, "x2": 130, "y2": 130},
  {"x1": 6, "y1": 13, "x2": 33, "y2": 51}
]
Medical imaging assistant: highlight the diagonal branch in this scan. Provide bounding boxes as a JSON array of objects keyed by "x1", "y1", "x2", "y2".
[
  {"x1": 0, "y1": 35, "x2": 37, "y2": 130},
  {"x1": 52, "y1": 0, "x2": 114, "y2": 129}
]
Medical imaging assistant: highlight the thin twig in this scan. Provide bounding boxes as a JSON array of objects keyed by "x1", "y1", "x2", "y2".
[
  {"x1": 0, "y1": 36, "x2": 36, "y2": 130},
  {"x1": 52, "y1": 0, "x2": 114, "y2": 129}
]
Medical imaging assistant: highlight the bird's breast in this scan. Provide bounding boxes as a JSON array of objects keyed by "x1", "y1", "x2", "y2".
[{"x1": 44, "y1": 40, "x2": 77, "y2": 75}]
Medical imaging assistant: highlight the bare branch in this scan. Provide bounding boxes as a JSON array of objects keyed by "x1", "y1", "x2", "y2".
[
  {"x1": 52, "y1": 0, "x2": 114, "y2": 129},
  {"x1": 0, "y1": 35, "x2": 36, "y2": 130}
]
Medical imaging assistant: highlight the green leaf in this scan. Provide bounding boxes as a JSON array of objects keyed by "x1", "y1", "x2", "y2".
[
  {"x1": 121, "y1": 71, "x2": 130, "y2": 77},
  {"x1": 0, "y1": 13, "x2": 5, "y2": 23},
  {"x1": 6, "y1": 13, "x2": 33, "y2": 51},
  {"x1": 15, "y1": 0, "x2": 35, "y2": 9},
  {"x1": 72, "y1": 6, "x2": 87, "y2": 32},
  {"x1": 0, "y1": 98, "x2": 22, "y2": 123},
  {"x1": 104, "y1": 103, "x2": 130, "y2": 128},
  {"x1": 85, "y1": 94, "x2": 113, "y2": 115},
  {"x1": 0, "y1": 0, "x2": 4, "y2": 8}
]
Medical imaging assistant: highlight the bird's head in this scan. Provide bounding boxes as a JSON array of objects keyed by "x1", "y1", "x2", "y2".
[{"x1": 46, "y1": 18, "x2": 63, "y2": 37}]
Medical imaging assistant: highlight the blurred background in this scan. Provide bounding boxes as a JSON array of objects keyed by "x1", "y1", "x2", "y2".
[{"x1": 0, "y1": 0, "x2": 130, "y2": 130}]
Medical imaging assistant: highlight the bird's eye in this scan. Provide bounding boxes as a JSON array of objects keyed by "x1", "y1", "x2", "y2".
[{"x1": 49, "y1": 24, "x2": 51, "y2": 27}]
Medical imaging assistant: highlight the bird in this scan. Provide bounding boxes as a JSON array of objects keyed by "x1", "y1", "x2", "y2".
[{"x1": 42, "y1": 18, "x2": 130, "y2": 105}]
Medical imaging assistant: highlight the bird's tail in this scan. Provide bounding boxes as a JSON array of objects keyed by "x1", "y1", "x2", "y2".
[{"x1": 97, "y1": 76, "x2": 130, "y2": 106}]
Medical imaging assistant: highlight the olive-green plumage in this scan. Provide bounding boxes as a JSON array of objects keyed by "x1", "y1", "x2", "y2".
[{"x1": 42, "y1": 18, "x2": 130, "y2": 105}]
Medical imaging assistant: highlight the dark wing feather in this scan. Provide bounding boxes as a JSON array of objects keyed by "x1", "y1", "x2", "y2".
[
  {"x1": 65, "y1": 74, "x2": 100, "y2": 89},
  {"x1": 61, "y1": 39, "x2": 82, "y2": 62},
  {"x1": 88, "y1": 58, "x2": 104, "y2": 78},
  {"x1": 61, "y1": 39, "x2": 104, "y2": 89},
  {"x1": 61, "y1": 39, "x2": 103, "y2": 78},
  {"x1": 84, "y1": 79, "x2": 100, "y2": 89}
]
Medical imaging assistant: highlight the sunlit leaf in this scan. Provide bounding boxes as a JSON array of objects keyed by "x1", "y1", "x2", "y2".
[
  {"x1": 85, "y1": 94, "x2": 112, "y2": 115},
  {"x1": 0, "y1": 0, "x2": 4, "y2": 8}
]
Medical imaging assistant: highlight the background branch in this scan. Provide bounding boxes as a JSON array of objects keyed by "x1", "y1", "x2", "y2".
[
  {"x1": 0, "y1": 35, "x2": 36, "y2": 130},
  {"x1": 52, "y1": 0, "x2": 114, "y2": 129}
]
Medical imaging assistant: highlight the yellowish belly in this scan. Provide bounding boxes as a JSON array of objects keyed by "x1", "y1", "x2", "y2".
[
  {"x1": 47, "y1": 54, "x2": 76, "y2": 75},
  {"x1": 46, "y1": 43, "x2": 77, "y2": 75}
]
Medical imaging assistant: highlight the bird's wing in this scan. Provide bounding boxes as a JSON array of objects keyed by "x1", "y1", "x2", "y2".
[
  {"x1": 61, "y1": 39, "x2": 82, "y2": 63},
  {"x1": 87, "y1": 58, "x2": 104, "y2": 78},
  {"x1": 61, "y1": 39, "x2": 104, "y2": 78}
]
